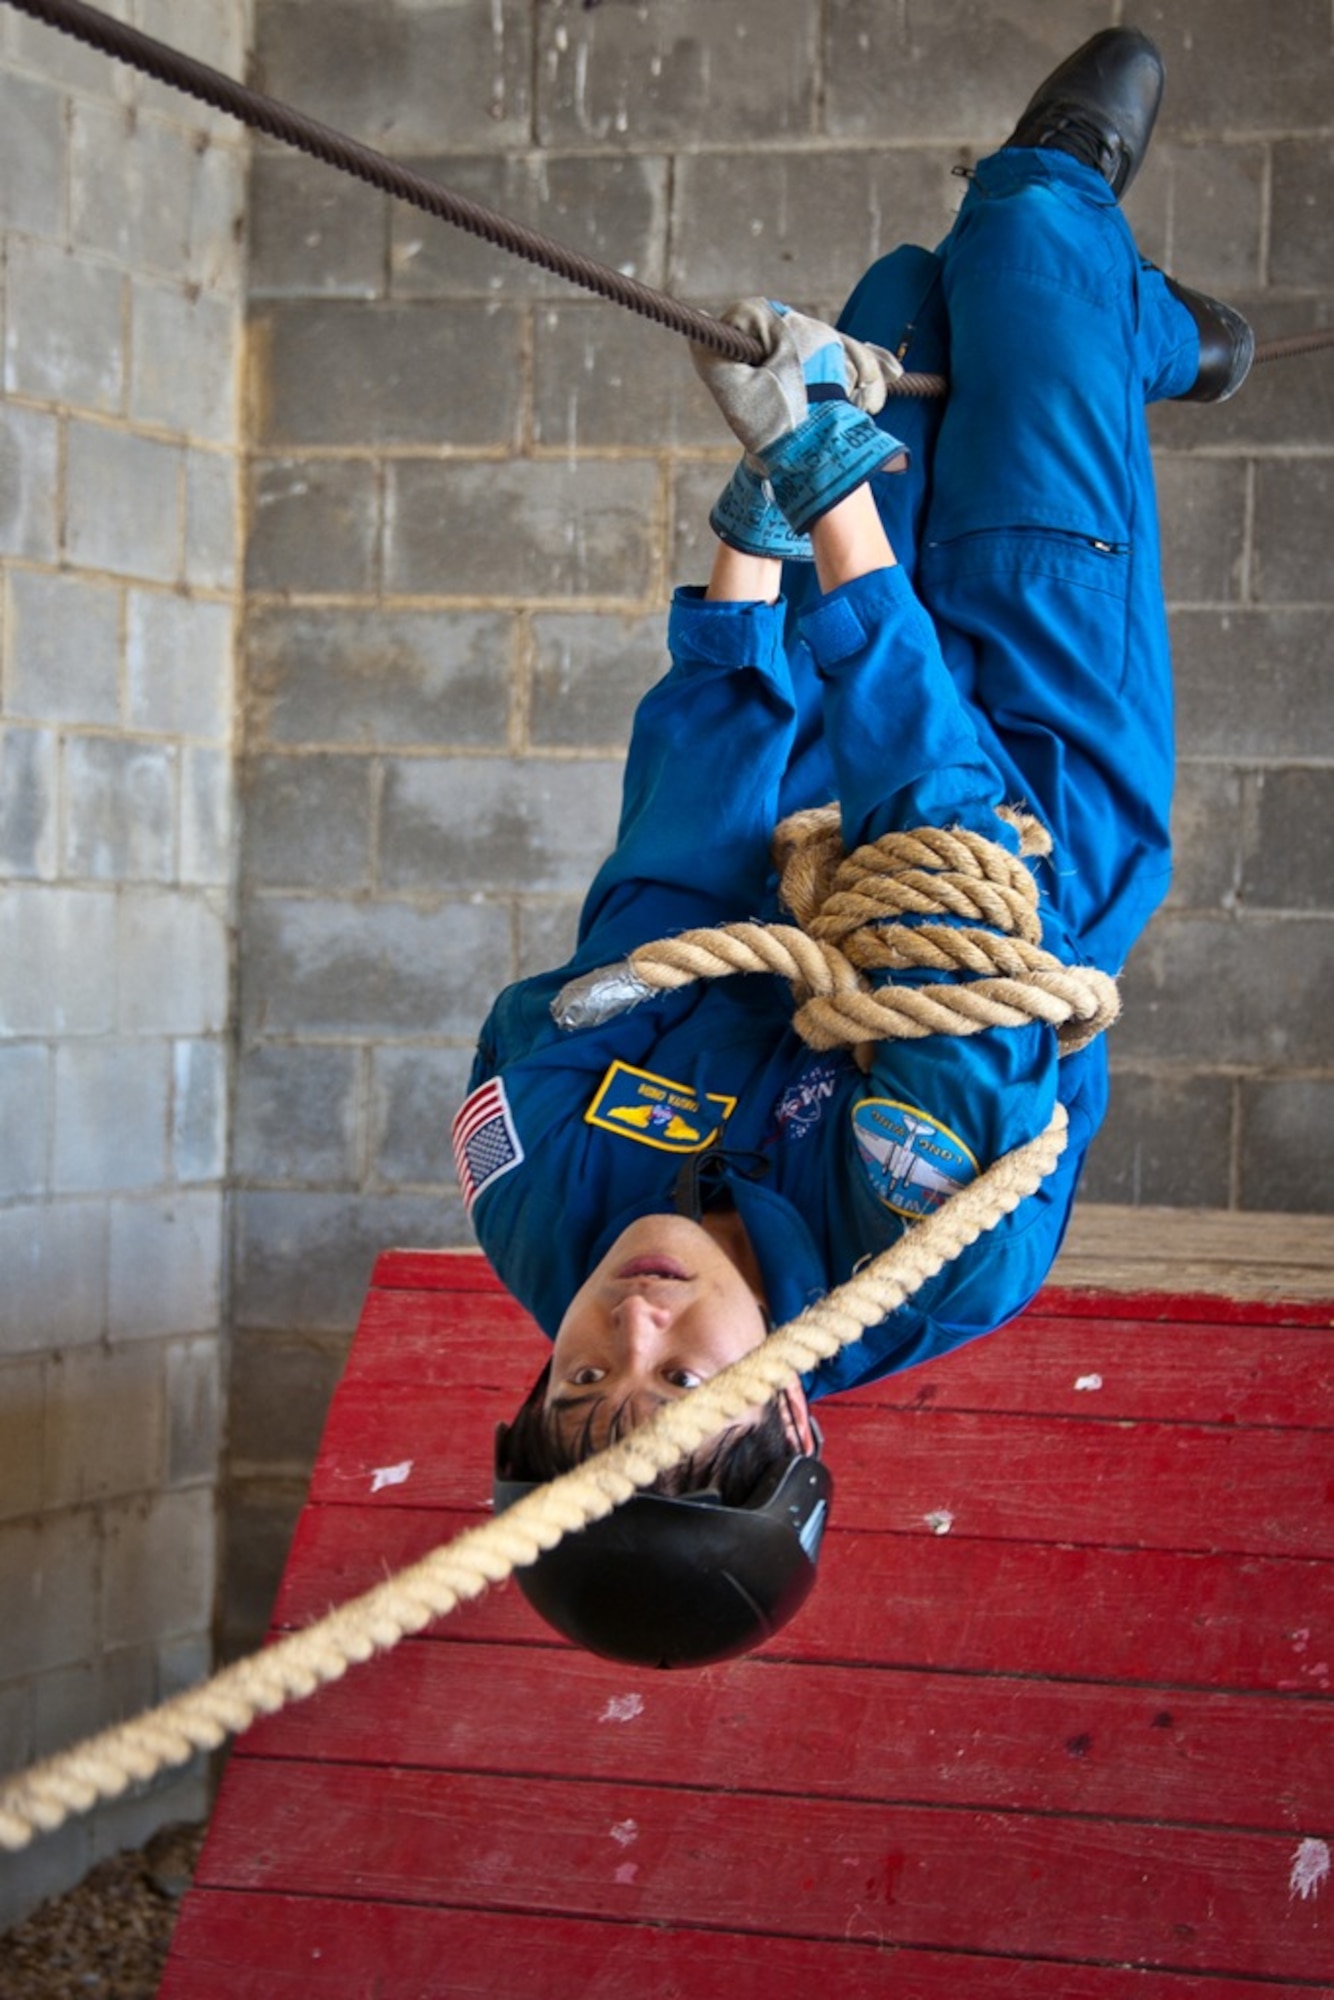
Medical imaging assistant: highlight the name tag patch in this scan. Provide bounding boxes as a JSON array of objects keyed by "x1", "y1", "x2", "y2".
[
  {"x1": 852, "y1": 1098, "x2": 977, "y2": 1218},
  {"x1": 585, "y1": 1061, "x2": 736, "y2": 1154}
]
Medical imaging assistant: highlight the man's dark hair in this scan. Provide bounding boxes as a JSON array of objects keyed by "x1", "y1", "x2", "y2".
[{"x1": 497, "y1": 1361, "x2": 806, "y2": 1509}]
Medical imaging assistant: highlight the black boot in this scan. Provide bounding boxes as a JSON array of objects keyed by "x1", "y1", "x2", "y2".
[
  {"x1": 1164, "y1": 276, "x2": 1256, "y2": 403},
  {"x1": 1003, "y1": 27, "x2": 1165, "y2": 199}
]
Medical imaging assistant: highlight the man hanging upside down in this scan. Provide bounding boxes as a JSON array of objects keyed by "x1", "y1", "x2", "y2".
[{"x1": 452, "y1": 29, "x2": 1255, "y2": 1666}]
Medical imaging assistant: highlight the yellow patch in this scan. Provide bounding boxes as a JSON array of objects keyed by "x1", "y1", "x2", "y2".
[{"x1": 586, "y1": 1061, "x2": 736, "y2": 1154}]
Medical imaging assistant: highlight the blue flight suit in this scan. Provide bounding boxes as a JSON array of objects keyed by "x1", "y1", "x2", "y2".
[{"x1": 456, "y1": 150, "x2": 1199, "y2": 1399}]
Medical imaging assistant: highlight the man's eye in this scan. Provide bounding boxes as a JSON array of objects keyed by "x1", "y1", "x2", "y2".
[
  {"x1": 665, "y1": 1369, "x2": 702, "y2": 1390},
  {"x1": 569, "y1": 1365, "x2": 606, "y2": 1386}
]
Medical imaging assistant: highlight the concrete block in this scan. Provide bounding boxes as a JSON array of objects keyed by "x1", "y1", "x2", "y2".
[
  {"x1": 33, "y1": 1642, "x2": 158, "y2": 1761},
  {"x1": 172, "y1": 1037, "x2": 228, "y2": 1183},
  {"x1": 0, "y1": 1510, "x2": 99, "y2": 1677},
  {"x1": 184, "y1": 446, "x2": 241, "y2": 592},
  {"x1": 2, "y1": 236, "x2": 125, "y2": 415},
  {"x1": 217, "y1": 1475, "x2": 305, "y2": 1661},
  {"x1": 88, "y1": 1761, "x2": 211, "y2": 1868},
  {"x1": 180, "y1": 746, "x2": 235, "y2": 886},
  {"x1": 246, "y1": 456, "x2": 380, "y2": 595},
  {"x1": 164, "y1": 1336, "x2": 222, "y2": 1487},
  {"x1": 228, "y1": 1327, "x2": 348, "y2": 1473},
  {"x1": 0, "y1": 1812, "x2": 91, "y2": 1935},
  {"x1": 386, "y1": 459, "x2": 657, "y2": 600},
  {"x1": 65, "y1": 419, "x2": 182, "y2": 585},
  {"x1": 239, "y1": 895, "x2": 511, "y2": 1039},
  {"x1": 371, "y1": 1044, "x2": 476, "y2": 1187},
  {"x1": 0, "y1": 725, "x2": 58, "y2": 879},
  {"x1": 102, "y1": 1487, "x2": 216, "y2": 1647},
  {"x1": 0, "y1": 1674, "x2": 33, "y2": 1776},
  {"x1": 250, "y1": 300, "x2": 522, "y2": 449},
  {"x1": 0, "y1": 401, "x2": 59, "y2": 562},
  {"x1": 0, "y1": 1042, "x2": 51, "y2": 1200},
  {"x1": 379, "y1": 753, "x2": 621, "y2": 896},
  {"x1": 248, "y1": 147, "x2": 388, "y2": 299},
  {"x1": 517, "y1": 899, "x2": 583, "y2": 983},
  {"x1": 0, "y1": 1356, "x2": 45, "y2": 1520},
  {"x1": 242, "y1": 752, "x2": 374, "y2": 891},
  {"x1": 1240, "y1": 767, "x2": 1334, "y2": 913},
  {"x1": 532, "y1": 303, "x2": 716, "y2": 450},
  {"x1": 1157, "y1": 143, "x2": 1265, "y2": 295},
  {"x1": 7, "y1": 2, "x2": 133, "y2": 98},
  {"x1": 0, "y1": 1199, "x2": 108, "y2": 1358},
  {"x1": 0, "y1": 66, "x2": 64, "y2": 239},
  {"x1": 232, "y1": 1189, "x2": 463, "y2": 1333},
  {"x1": 823, "y1": 0, "x2": 1106, "y2": 142},
  {"x1": 108, "y1": 1190, "x2": 223, "y2": 1341},
  {"x1": 1271, "y1": 140, "x2": 1334, "y2": 290},
  {"x1": 1080, "y1": 1067, "x2": 1235, "y2": 1209},
  {"x1": 185, "y1": 133, "x2": 249, "y2": 287},
  {"x1": 670, "y1": 149, "x2": 967, "y2": 306},
  {"x1": 1147, "y1": 0, "x2": 1334, "y2": 135},
  {"x1": 233, "y1": 1042, "x2": 362, "y2": 1182},
  {"x1": 130, "y1": 278, "x2": 240, "y2": 443},
  {"x1": 1117, "y1": 913, "x2": 1334, "y2": 1068},
  {"x1": 0, "y1": 886, "x2": 118, "y2": 1036},
  {"x1": 117, "y1": 891, "x2": 229, "y2": 1033},
  {"x1": 137, "y1": 554, "x2": 230, "y2": 737},
  {"x1": 157, "y1": 1627, "x2": 212, "y2": 1698},
  {"x1": 53, "y1": 1040, "x2": 171, "y2": 1194},
  {"x1": 4, "y1": 568, "x2": 122, "y2": 726},
  {"x1": 246, "y1": 605, "x2": 511, "y2": 748},
  {"x1": 62, "y1": 736, "x2": 178, "y2": 883},
  {"x1": 529, "y1": 609, "x2": 664, "y2": 747},
  {"x1": 253, "y1": 0, "x2": 532, "y2": 151},
  {"x1": 42, "y1": 1343, "x2": 165, "y2": 1506},
  {"x1": 672, "y1": 459, "x2": 731, "y2": 584},
  {"x1": 135, "y1": 0, "x2": 249, "y2": 137},
  {"x1": 69, "y1": 100, "x2": 194, "y2": 274},
  {"x1": 1165, "y1": 762, "x2": 1244, "y2": 914},
  {"x1": 1155, "y1": 454, "x2": 1248, "y2": 606},
  {"x1": 538, "y1": 0, "x2": 814, "y2": 145},
  {"x1": 391, "y1": 153, "x2": 668, "y2": 300},
  {"x1": 1170, "y1": 609, "x2": 1334, "y2": 761},
  {"x1": 1240, "y1": 1077, "x2": 1334, "y2": 1214},
  {"x1": 1253, "y1": 458, "x2": 1334, "y2": 606}
]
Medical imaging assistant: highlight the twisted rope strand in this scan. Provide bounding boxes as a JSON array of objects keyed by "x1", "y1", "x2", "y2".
[{"x1": 0, "y1": 1104, "x2": 1067, "y2": 1853}]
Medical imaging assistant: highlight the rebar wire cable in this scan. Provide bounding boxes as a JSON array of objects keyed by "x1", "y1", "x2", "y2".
[{"x1": 2, "y1": 0, "x2": 947, "y2": 381}]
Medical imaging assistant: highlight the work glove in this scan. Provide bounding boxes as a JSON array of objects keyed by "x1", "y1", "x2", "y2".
[
  {"x1": 709, "y1": 459, "x2": 814, "y2": 561},
  {"x1": 692, "y1": 300, "x2": 908, "y2": 534}
]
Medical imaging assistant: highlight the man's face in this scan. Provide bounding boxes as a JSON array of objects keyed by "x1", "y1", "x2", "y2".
[{"x1": 546, "y1": 1213, "x2": 811, "y2": 1453}]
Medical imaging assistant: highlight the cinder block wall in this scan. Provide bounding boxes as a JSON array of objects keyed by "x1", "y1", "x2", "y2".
[
  {"x1": 0, "y1": 0, "x2": 251, "y2": 1924},
  {"x1": 229, "y1": 0, "x2": 1334, "y2": 1656}
]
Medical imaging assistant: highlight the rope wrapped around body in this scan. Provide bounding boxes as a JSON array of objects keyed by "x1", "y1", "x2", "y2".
[
  {"x1": 553, "y1": 804, "x2": 1121, "y2": 1061},
  {"x1": 0, "y1": 810, "x2": 1115, "y2": 1853}
]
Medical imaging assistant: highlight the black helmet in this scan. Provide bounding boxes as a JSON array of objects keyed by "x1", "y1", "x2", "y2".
[{"x1": 493, "y1": 1445, "x2": 832, "y2": 1670}]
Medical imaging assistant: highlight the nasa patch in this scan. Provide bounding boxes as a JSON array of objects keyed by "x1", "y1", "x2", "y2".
[
  {"x1": 585, "y1": 1060, "x2": 736, "y2": 1154},
  {"x1": 851, "y1": 1098, "x2": 978, "y2": 1218}
]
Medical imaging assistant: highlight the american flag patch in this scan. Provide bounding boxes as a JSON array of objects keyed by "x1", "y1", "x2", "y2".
[{"x1": 452, "y1": 1076, "x2": 524, "y2": 1214}]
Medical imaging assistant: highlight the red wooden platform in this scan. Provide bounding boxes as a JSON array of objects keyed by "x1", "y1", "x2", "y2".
[{"x1": 162, "y1": 1249, "x2": 1334, "y2": 1997}]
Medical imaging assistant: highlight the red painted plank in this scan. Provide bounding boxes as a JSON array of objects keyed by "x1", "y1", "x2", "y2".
[
  {"x1": 194, "y1": 1762, "x2": 1334, "y2": 1982},
  {"x1": 1031, "y1": 1286, "x2": 1334, "y2": 1329},
  {"x1": 235, "y1": 1636, "x2": 1332, "y2": 1836},
  {"x1": 163, "y1": 1890, "x2": 1325, "y2": 2000},
  {"x1": 370, "y1": 1247, "x2": 501, "y2": 1292},
  {"x1": 337, "y1": 1286, "x2": 1334, "y2": 1429},
  {"x1": 272, "y1": 1504, "x2": 1334, "y2": 1696}
]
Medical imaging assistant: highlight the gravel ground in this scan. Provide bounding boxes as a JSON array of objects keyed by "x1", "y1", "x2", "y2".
[{"x1": 0, "y1": 1822, "x2": 205, "y2": 1999}]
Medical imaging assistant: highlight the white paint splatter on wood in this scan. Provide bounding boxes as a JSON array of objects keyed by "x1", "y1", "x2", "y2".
[
  {"x1": 599, "y1": 1692, "x2": 645, "y2": 1724},
  {"x1": 369, "y1": 1459, "x2": 412, "y2": 1493},
  {"x1": 1290, "y1": 1838, "x2": 1330, "y2": 1902},
  {"x1": 1075, "y1": 1374, "x2": 1104, "y2": 1392},
  {"x1": 923, "y1": 1509, "x2": 955, "y2": 1536},
  {"x1": 609, "y1": 1819, "x2": 638, "y2": 1848}
]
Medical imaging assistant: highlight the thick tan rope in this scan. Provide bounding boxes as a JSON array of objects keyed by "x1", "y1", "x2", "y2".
[
  {"x1": 0, "y1": 1104, "x2": 1067, "y2": 1853},
  {"x1": 625, "y1": 808, "x2": 1119, "y2": 1060}
]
